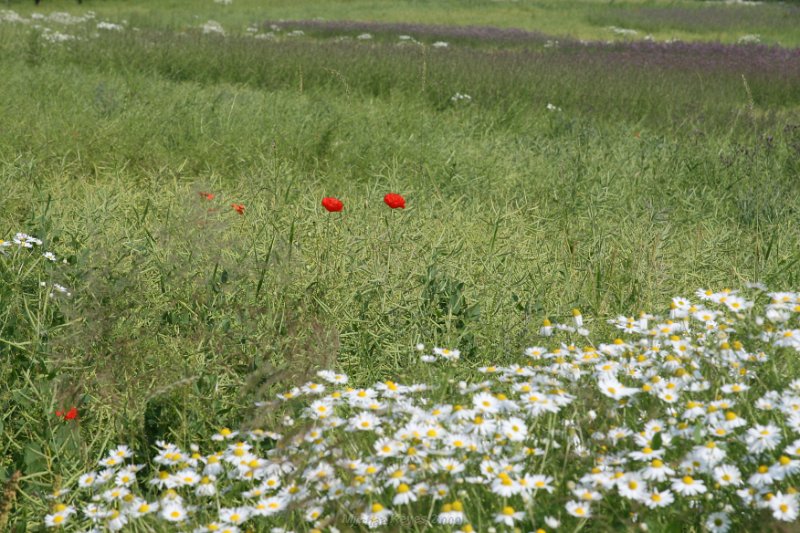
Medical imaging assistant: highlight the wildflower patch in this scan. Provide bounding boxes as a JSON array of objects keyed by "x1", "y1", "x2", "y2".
[{"x1": 40, "y1": 288, "x2": 800, "y2": 531}]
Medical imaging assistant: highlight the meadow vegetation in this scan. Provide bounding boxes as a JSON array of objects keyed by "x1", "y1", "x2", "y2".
[
  {"x1": 1, "y1": 0, "x2": 800, "y2": 530},
  {"x1": 5, "y1": 0, "x2": 800, "y2": 45}
]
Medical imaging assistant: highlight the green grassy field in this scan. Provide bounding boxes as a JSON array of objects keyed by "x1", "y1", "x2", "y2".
[
  {"x1": 2, "y1": 0, "x2": 800, "y2": 530},
  {"x1": 5, "y1": 0, "x2": 800, "y2": 45}
]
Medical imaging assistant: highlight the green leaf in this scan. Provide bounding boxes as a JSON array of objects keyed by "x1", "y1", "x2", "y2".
[
  {"x1": 23, "y1": 443, "x2": 46, "y2": 474},
  {"x1": 692, "y1": 423, "x2": 704, "y2": 444},
  {"x1": 651, "y1": 431, "x2": 662, "y2": 450}
]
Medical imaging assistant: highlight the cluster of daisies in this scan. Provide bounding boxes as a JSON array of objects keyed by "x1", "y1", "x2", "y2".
[
  {"x1": 2, "y1": 232, "x2": 71, "y2": 297},
  {"x1": 43, "y1": 287, "x2": 800, "y2": 531},
  {"x1": 0, "y1": 9, "x2": 128, "y2": 44}
]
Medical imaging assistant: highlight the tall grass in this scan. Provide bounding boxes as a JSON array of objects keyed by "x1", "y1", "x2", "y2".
[{"x1": 22, "y1": 28, "x2": 800, "y2": 135}]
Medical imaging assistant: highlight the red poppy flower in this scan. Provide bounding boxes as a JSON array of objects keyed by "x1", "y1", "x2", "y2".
[
  {"x1": 56, "y1": 407, "x2": 79, "y2": 421},
  {"x1": 199, "y1": 191, "x2": 215, "y2": 200},
  {"x1": 231, "y1": 203, "x2": 245, "y2": 215},
  {"x1": 321, "y1": 197, "x2": 344, "y2": 212},
  {"x1": 383, "y1": 193, "x2": 406, "y2": 209}
]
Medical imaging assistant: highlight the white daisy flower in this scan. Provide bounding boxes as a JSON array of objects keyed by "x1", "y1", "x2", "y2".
[
  {"x1": 671, "y1": 475, "x2": 707, "y2": 496},
  {"x1": 712, "y1": 464, "x2": 742, "y2": 487},
  {"x1": 219, "y1": 507, "x2": 250, "y2": 525},
  {"x1": 349, "y1": 412, "x2": 381, "y2": 431},
  {"x1": 770, "y1": 492, "x2": 799, "y2": 521},
  {"x1": 360, "y1": 503, "x2": 392, "y2": 529},
  {"x1": 393, "y1": 483, "x2": 418, "y2": 505},
  {"x1": 565, "y1": 500, "x2": 591, "y2": 518},
  {"x1": 495, "y1": 505, "x2": 525, "y2": 526},
  {"x1": 160, "y1": 503, "x2": 188, "y2": 522}
]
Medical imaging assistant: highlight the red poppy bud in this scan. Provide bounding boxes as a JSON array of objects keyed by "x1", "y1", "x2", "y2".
[
  {"x1": 199, "y1": 192, "x2": 215, "y2": 200},
  {"x1": 231, "y1": 203, "x2": 245, "y2": 215},
  {"x1": 64, "y1": 407, "x2": 78, "y2": 421},
  {"x1": 383, "y1": 193, "x2": 406, "y2": 209},
  {"x1": 321, "y1": 197, "x2": 344, "y2": 212}
]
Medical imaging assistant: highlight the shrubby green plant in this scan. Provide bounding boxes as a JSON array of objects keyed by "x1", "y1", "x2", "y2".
[{"x1": 0, "y1": 234, "x2": 81, "y2": 514}]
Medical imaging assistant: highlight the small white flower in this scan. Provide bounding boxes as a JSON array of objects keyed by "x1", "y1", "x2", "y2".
[
  {"x1": 360, "y1": 503, "x2": 391, "y2": 529},
  {"x1": 566, "y1": 500, "x2": 591, "y2": 518},
  {"x1": 97, "y1": 21, "x2": 123, "y2": 31},
  {"x1": 495, "y1": 506, "x2": 525, "y2": 526},
  {"x1": 434, "y1": 347, "x2": 461, "y2": 360},
  {"x1": 14, "y1": 233, "x2": 42, "y2": 247},
  {"x1": 671, "y1": 475, "x2": 706, "y2": 496},
  {"x1": 706, "y1": 511, "x2": 731, "y2": 533},
  {"x1": 44, "y1": 507, "x2": 75, "y2": 528},
  {"x1": 160, "y1": 503, "x2": 188, "y2": 522},
  {"x1": 201, "y1": 20, "x2": 224, "y2": 35},
  {"x1": 253, "y1": 496, "x2": 287, "y2": 516},
  {"x1": 78, "y1": 472, "x2": 98, "y2": 488},
  {"x1": 392, "y1": 483, "x2": 417, "y2": 505},
  {"x1": 349, "y1": 412, "x2": 380, "y2": 431},
  {"x1": 219, "y1": 507, "x2": 250, "y2": 525},
  {"x1": 770, "y1": 492, "x2": 799, "y2": 521}
]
